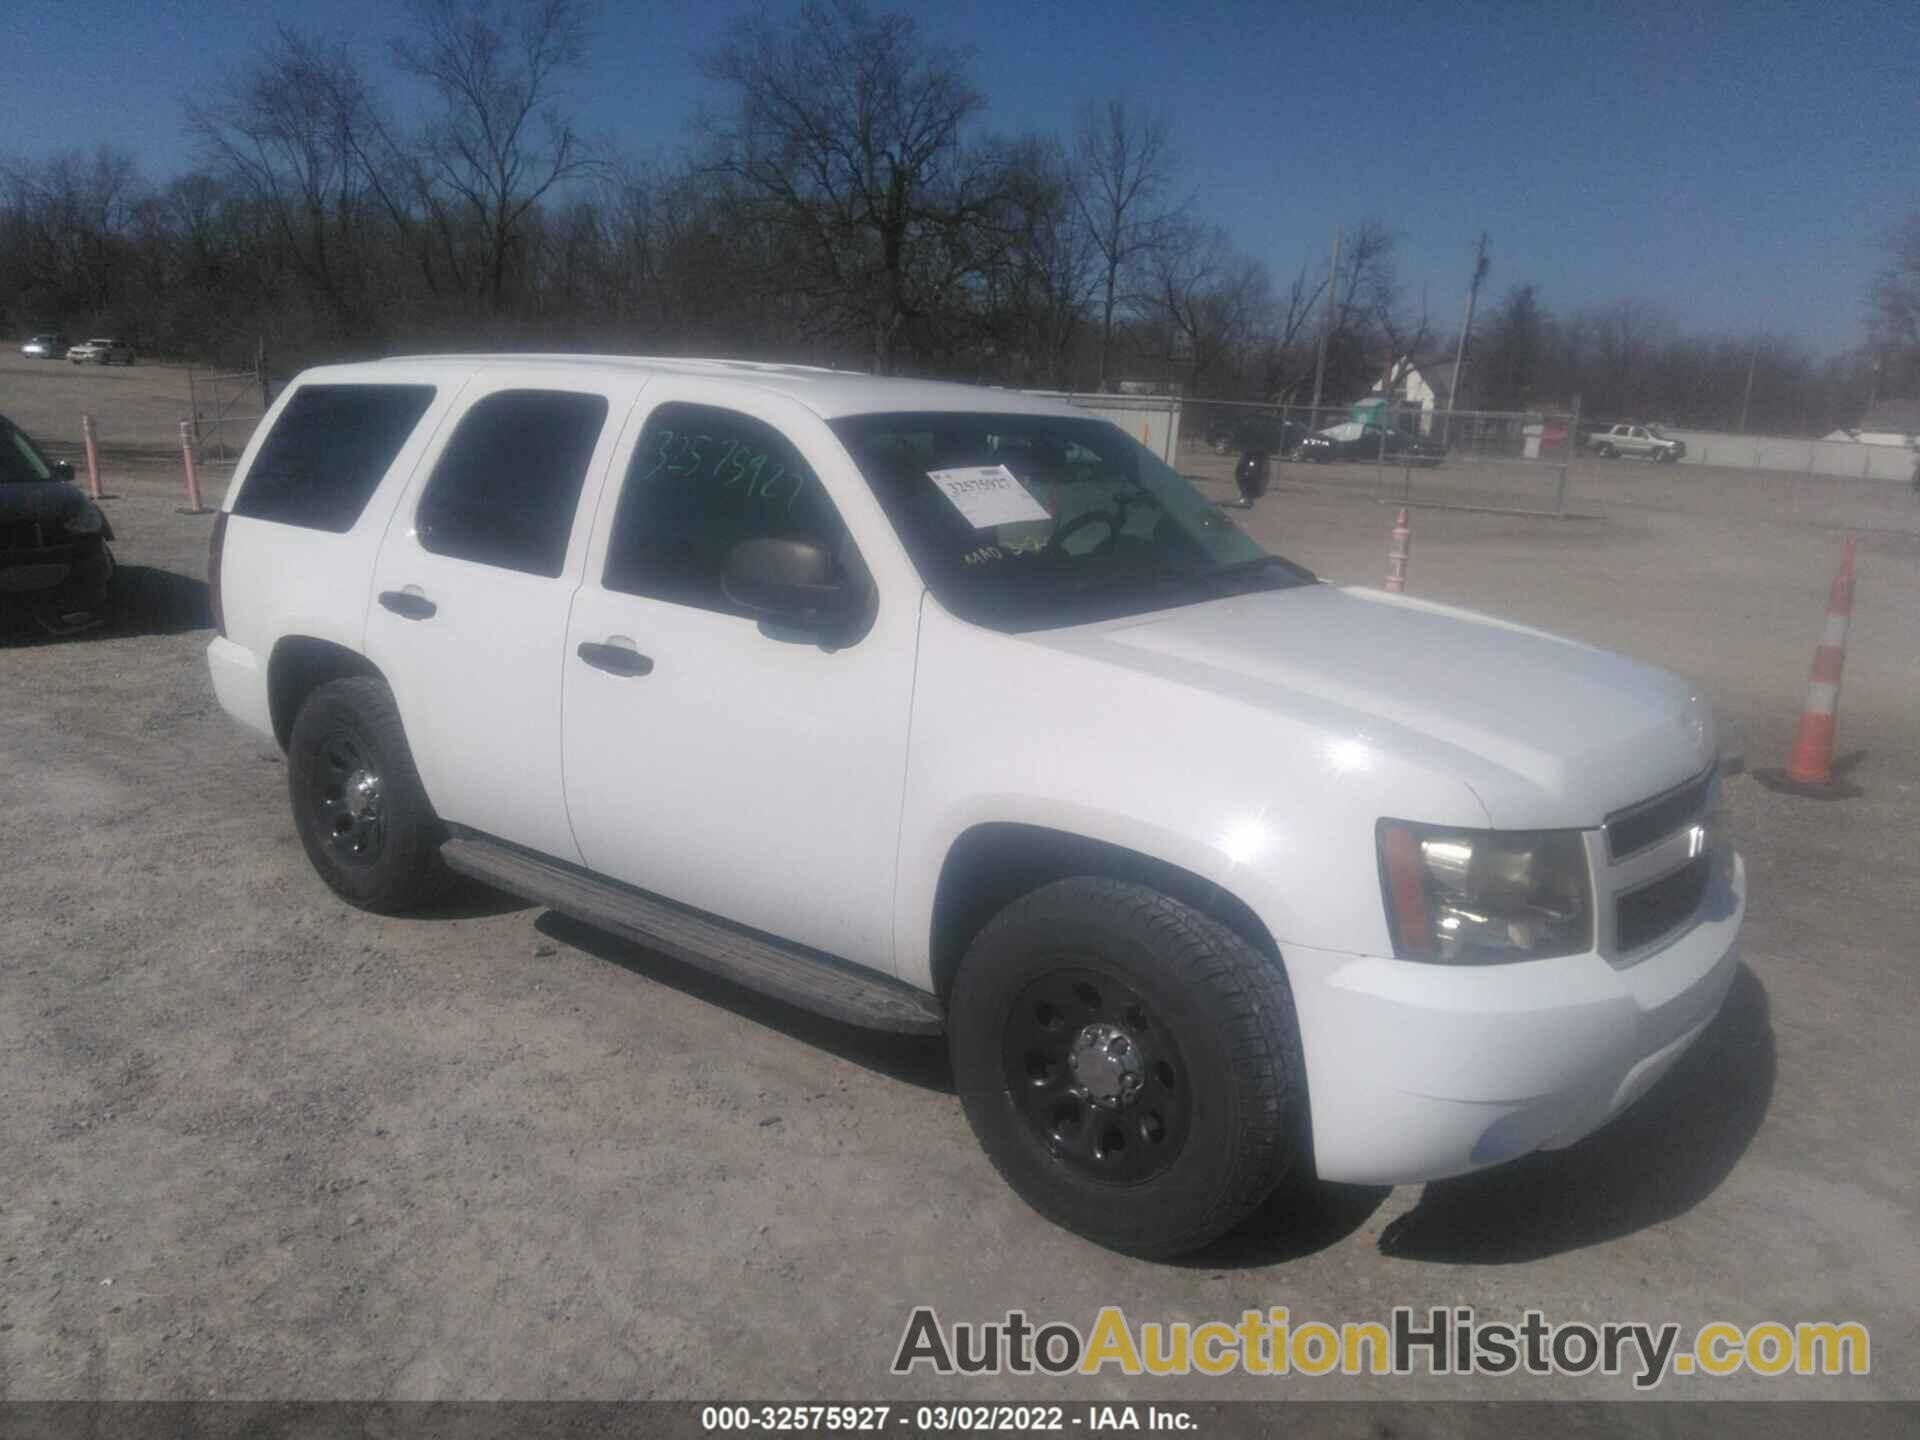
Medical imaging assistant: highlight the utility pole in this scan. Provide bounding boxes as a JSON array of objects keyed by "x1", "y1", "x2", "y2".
[
  {"x1": 1445, "y1": 232, "x2": 1490, "y2": 445},
  {"x1": 1310, "y1": 228, "x2": 1341, "y2": 417},
  {"x1": 1739, "y1": 333, "x2": 1760, "y2": 433}
]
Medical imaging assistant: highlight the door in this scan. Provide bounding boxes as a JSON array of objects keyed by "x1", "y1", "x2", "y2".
[
  {"x1": 367, "y1": 372, "x2": 638, "y2": 863},
  {"x1": 561, "y1": 385, "x2": 919, "y2": 974}
]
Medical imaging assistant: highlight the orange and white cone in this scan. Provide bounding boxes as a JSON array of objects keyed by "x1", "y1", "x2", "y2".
[
  {"x1": 1384, "y1": 508, "x2": 1411, "y2": 592},
  {"x1": 1784, "y1": 536, "x2": 1855, "y2": 786}
]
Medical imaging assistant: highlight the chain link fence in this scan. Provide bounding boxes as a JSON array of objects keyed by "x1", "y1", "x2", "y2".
[{"x1": 1176, "y1": 395, "x2": 1583, "y2": 515}]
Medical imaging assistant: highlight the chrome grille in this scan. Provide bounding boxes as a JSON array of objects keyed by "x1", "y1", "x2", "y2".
[
  {"x1": 1605, "y1": 766, "x2": 1713, "y2": 860},
  {"x1": 1616, "y1": 855, "x2": 1713, "y2": 951},
  {"x1": 1596, "y1": 763, "x2": 1720, "y2": 962}
]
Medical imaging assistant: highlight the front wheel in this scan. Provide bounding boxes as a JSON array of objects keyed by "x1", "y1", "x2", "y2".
[
  {"x1": 949, "y1": 877, "x2": 1306, "y2": 1258},
  {"x1": 287, "y1": 676, "x2": 451, "y2": 913}
]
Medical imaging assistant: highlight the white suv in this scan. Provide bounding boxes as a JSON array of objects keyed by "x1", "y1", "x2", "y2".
[{"x1": 207, "y1": 355, "x2": 1744, "y2": 1256}]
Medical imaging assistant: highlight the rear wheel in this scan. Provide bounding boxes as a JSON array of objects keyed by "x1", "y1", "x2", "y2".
[
  {"x1": 949, "y1": 877, "x2": 1305, "y2": 1258},
  {"x1": 287, "y1": 676, "x2": 451, "y2": 913}
]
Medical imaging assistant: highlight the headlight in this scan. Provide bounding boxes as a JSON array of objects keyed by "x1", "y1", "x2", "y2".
[
  {"x1": 62, "y1": 505, "x2": 104, "y2": 535},
  {"x1": 1377, "y1": 820, "x2": 1592, "y2": 964}
]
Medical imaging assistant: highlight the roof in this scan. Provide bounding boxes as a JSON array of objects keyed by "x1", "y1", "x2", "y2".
[
  {"x1": 287, "y1": 354, "x2": 1084, "y2": 422},
  {"x1": 1855, "y1": 397, "x2": 1920, "y2": 435},
  {"x1": 1369, "y1": 356, "x2": 1470, "y2": 408}
]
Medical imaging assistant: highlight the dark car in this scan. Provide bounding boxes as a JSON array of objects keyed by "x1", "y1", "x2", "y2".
[
  {"x1": 1208, "y1": 414, "x2": 1310, "y2": 457},
  {"x1": 1, "y1": 414, "x2": 115, "y2": 632},
  {"x1": 1296, "y1": 421, "x2": 1445, "y2": 466},
  {"x1": 20, "y1": 333, "x2": 70, "y2": 360}
]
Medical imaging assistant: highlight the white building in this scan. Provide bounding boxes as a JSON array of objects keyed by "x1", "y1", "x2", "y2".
[
  {"x1": 1368, "y1": 358, "x2": 1470, "y2": 434},
  {"x1": 1824, "y1": 398, "x2": 1920, "y2": 447}
]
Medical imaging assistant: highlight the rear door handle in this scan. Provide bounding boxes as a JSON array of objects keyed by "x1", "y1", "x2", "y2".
[
  {"x1": 577, "y1": 640, "x2": 654, "y2": 677},
  {"x1": 378, "y1": 589, "x2": 437, "y2": 620}
]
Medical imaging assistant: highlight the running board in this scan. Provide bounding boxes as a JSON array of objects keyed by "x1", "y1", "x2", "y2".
[{"x1": 440, "y1": 837, "x2": 944, "y2": 1035}]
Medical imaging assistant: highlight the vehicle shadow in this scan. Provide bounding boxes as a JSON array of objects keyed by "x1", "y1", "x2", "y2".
[
  {"x1": 1375, "y1": 961, "x2": 1775, "y2": 1265},
  {"x1": 407, "y1": 874, "x2": 537, "y2": 921},
  {"x1": 0, "y1": 564, "x2": 210, "y2": 645},
  {"x1": 533, "y1": 909, "x2": 956, "y2": 1094},
  {"x1": 1179, "y1": 1176, "x2": 1393, "y2": 1269}
]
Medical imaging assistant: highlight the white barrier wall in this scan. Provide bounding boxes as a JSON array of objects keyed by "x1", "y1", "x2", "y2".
[
  {"x1": 1024, "y1": 391, "x2": 1182, "y2": 465},
  {"x1": 1665, "y1": 429, "x2": 1916, "y2": 481}
]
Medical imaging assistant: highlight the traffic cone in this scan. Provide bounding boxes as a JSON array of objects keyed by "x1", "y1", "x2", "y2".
[
  {"x1": 1384, "y1": 508, "x2": 1411, "y2": 592},
  {"x1": 1759, "y1": 537, "x2": 1858, "y2": 797}
]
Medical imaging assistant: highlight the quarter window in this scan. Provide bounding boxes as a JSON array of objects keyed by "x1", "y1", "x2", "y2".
[
  {"x1": 602, "y1": 403, "x2": 851, "y2": 613},
  {"x1": 233, "y1": 384, "x2": 435, "y2": 532},
  {"x1": 416, "y1": 390, "x2": 608, "y2": 577}
]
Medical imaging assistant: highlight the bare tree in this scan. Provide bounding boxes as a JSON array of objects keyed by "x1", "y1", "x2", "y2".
[
  {"x1": 0, "y1": 146, "x2": 145, "y2": 326},
  {"x1": 702, "y1": 0, "x2": 1004, "y2": 373},
  {"x1": 1072, "y1": 97, "x2": 1179, "y2": 391},
  {"x1": 393, "y1": 0, "x2": 596, "y2": 313},
  {"x1": 1148, "y1": 221, "x2": 1268, "y2": 394},
  {"x1": 1479, "y1": 284, "x2": 1550, "y2": 409},
  {"x1": 190, "y1": 28, "x2": 390, "y2": 334},
  {"x1": 984, "y1": 135, "x2": 1097, "y2": 386},
  {"x1": 1869, "y1": 212, "x2": 1920, "y2": 396}
]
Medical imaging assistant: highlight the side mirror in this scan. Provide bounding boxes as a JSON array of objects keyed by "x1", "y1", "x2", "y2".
[
  {"x1": 1235, "y1": 449, "x2": 1271, "y2": 504},
  {"x1": 53, "y1": 459, "x2": 75, "y2": 482},
  {"x1": 721, "y1": 537, "x2": 849, "y2": 626}
]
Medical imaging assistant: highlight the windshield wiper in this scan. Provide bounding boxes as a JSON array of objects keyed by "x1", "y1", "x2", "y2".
[{"x1": 1153, "y1": 554, "x2": 1316, "y2": 596}]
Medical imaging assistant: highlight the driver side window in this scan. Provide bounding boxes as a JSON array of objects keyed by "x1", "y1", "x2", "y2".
[{"x1": 603, "y1": 403, "x2": 851, "y2": 615}]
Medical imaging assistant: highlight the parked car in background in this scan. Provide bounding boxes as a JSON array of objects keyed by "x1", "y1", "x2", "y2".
[
  {"x1": 20, "y1": 334, "x2": 69, "y2": 360},
  {"x1": 1297, "y1": 421, "x2": 1445, "y2": 466},
  {"x1": 0, "y1": 413, "x2": 115, "y2": 633},
  {"x1": 1587, "y1": 423, "x2": 1685, "y2": 462},
  {"x1": 207, "y1": 354, "x2": 1742, "y2": 1258},
  {"x1": 1208, "y1": 414, "x2": 1310, "y2": 457},
  {"x1": 67, "y1": 338, "x2": 136, "y2": 366}
]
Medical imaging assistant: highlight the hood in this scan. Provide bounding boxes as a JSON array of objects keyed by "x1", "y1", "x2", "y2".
[
  {"x1": 0, "y1": 480, "x2": 99, "y2": 528},
  {"x1": 1031, "y1": 583, "x2": 1715, "y2": 828}
]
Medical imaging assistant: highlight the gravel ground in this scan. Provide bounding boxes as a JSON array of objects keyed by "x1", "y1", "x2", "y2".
[{"x1": 1, "y1": 375, "x2": 1916, "y2": 1408}]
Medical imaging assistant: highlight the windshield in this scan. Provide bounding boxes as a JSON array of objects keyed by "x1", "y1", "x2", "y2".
[
  {"x1": 2, "y1": 427, "x2": 57, "y2": 484},
  {"x1": 830, "y1": 411, "x2": 1314, "y2": 632}
]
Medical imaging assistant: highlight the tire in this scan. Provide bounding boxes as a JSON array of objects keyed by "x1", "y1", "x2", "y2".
[
  {"x1": 287, "y1": 675, "x2": 452, "y2": 914},
  {"x1": 1596, "y1": 443, "x2": 1616, "y2": 459},
  {"x1": 949, "y1": 877, "x2": 1305, "y2": 1258}
]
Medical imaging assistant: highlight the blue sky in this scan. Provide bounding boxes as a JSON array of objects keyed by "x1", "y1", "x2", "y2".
[{"x1": 5, "y1": 0, "x2": 1916, "y2": 355}]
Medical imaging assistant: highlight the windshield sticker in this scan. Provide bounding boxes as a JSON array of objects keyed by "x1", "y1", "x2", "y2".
[{"x1": 927, "y1": 464, "x2": 1051, "y2": 528}]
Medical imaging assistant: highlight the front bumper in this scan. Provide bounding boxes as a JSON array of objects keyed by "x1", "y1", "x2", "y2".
[
  {"x1": 1286, "y1": 848, "x2": 1744, "y2": 1185},
  {"x1": 0, "y1": 544, "x2": 113, "y2": 609}
]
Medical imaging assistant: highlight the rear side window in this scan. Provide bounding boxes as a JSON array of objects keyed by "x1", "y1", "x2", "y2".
[
  {"x1": 232, "y1": 385, "x2": 434, "y2": 532},
  {"x1": 416, "y1": 389, "x2": 608, "y2": 577}
]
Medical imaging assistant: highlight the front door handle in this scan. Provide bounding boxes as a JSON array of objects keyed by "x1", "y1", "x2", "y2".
[
  {"x1": 378, "y1": 589, "x2": 437, "y2": 621},
  {"x1": 577, "y1": 640, "x2": 654, "y2": 677}
]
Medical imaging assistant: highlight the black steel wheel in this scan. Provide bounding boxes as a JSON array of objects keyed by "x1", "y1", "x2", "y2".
[
  {"x1": 951, "y1": 877, "x2": 1306, "y2": 1258},
  {"x1": 287, "y1": 676, "x2": 451, "y2": 913},
  {"x1": 1001, "y1": 967, "x2": 1191, "y2": 1186}
]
